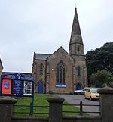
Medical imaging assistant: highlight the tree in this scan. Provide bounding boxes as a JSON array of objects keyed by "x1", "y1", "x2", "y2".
[
  {"x1": 86, "y1": 42, "x2": 113, "y2": 85},
  {"x1": 90, "y1": 70, "x2": 113, "y2": 87}
]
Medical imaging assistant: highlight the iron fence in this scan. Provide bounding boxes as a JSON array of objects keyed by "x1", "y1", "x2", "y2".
[
  {"x1": 63, "y1": 101, "x2": 100, "y2": 116},
  {"x1": 13, "y1": 103, "x2": 49, "y2": 117},
  {"x1": 13, "y1": 101, "x2": 100, "y2": 117}
]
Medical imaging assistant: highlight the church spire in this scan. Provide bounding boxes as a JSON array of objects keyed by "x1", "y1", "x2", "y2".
[
  {"x1": 72, "y1": 7, "x2": 81, "y2": 35},
  {"x1": 69, "y1": 7, "x2": 84, "y2": 57}
]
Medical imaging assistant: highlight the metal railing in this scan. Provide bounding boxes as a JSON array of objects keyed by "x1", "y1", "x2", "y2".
[
  {"x1": 63, "y1": 101, "x2": 100, "y2": 116},
  {"x1": 13, "y1": 101, "x2": 100, "y2": 117},
  {"x1": 13, "y1": 103, "x2": 49, "y2": 117}
]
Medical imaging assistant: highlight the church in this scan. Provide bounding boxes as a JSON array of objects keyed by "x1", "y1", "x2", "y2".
[
  {"x1": 32, "y1": 7, "x2": 87, "y2": 94},
  {"x1": 0, "y1": 58, "x2": 3, "y2": 77}
]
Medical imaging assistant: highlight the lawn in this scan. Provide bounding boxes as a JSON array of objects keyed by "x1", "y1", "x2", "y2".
[{"x1": 14, "y1": 94, "x2": 83, "y2": 117}]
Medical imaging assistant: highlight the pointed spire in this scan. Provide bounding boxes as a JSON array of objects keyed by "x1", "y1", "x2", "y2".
[
  {"x1": 69, "y1": 7, "x2": 84, "y2": 56},
  {"x1": 74, "y1": 7, "x2": 78, "y2": 22},
  {"x1": 72, "y1": 7, "x2": 81, "y2": 35}
]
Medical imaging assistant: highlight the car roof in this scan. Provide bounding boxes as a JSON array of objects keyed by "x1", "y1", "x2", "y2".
[{"x1": 84, "y1": 87, "x2": 99, "y2": 90}]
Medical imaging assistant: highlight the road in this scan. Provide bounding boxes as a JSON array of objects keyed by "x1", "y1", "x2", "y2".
[{"x1": 58, "y1": 95, "x2": 100, "y2": 116}]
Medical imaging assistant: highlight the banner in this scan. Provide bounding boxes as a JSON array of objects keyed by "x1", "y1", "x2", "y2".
[{"x1": 2, "y1": 78, "x2": 12, "y2": 94}]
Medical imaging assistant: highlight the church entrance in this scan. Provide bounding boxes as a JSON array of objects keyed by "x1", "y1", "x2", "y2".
[
  {"x1": 76, "y1": 83, "x2": 81, "y2": 90},
  {"x1": 37, "y1": 81, "x2": 43, "y2": 94}
]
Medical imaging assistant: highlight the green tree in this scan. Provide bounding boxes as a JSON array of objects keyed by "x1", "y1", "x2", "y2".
[
  {"x1": 86, "y1": 42, "x2": 113, "y2": 85},
  {"x1": 90, "y1": 70, "x2": 113, "y2": 87}
]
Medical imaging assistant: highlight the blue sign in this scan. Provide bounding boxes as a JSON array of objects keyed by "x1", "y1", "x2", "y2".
[
  {"x1": 56, "y1": 84, "x2": 66, "y2": 88},
  {"x1": 1, "y1": 73, "x2": 34, "y2": 97},
  {"x1": 1, "y1": 73, "x2": 34, "y2": 81},
  {"x1": 13, "y1": 80, "x2": 23, "y2": 96}
]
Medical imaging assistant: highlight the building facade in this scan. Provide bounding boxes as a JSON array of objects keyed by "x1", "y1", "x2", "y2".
[
  {"x1": 32, "y1": 7, "x2": 87, "y2": 94},
  {"x1": 0, "y1": 58, "x2": 3, "y2": 77}
]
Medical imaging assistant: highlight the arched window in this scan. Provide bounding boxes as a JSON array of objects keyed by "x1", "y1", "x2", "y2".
[
  {"x1": 78, "y1": 45, "x2": 80, "y2": 52},
  {"x1": 40, "y1": 63, "x2": 43, "y2": 75},
  {"x1": 56, "y1": 61, "x2": 65, "y2": 84},
  {"x1": 76, "y1": 66, "x2": 81, "y2": 76}
]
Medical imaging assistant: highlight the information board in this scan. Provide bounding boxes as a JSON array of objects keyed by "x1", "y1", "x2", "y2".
[
  {"x1": 0, "y1": 73, "x2": 34, "y2": 113},
  {"x1": 1, "y1": 73, "x2": 34, "y2": 97},
  {"x1": 13, "y1": 80, "x2": 23, "y2": 96}
]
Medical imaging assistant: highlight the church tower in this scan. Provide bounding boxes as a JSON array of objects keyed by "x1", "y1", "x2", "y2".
[
  {"x1": 69, "y1": 7, "x2": 87, "y2": 90},
  {"x1": 69, "y1": 7, "x2": 84, "y2": 57}
]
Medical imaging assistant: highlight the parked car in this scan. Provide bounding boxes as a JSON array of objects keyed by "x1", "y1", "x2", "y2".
[
  {"x1": 74, "y1": 87, "x2": 88, "y2": 95},
  {"x1": 84, "y1": 87, "x2": 99, "y2": 100}
]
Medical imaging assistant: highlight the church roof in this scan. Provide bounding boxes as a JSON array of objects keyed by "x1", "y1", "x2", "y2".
[
  {"x1": 55, "y1": 46, "x2": 68, "y2": 55},
  {"x1": 34, "y1": 53, "x2": 52, "y2": 60}
]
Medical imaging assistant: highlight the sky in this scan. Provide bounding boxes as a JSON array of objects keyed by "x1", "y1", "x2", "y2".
[{"x1": 0, "y1": 0, "x2": 113, "y2": 73}]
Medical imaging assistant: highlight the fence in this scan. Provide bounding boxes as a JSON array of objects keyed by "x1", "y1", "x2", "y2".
[
  {"x1": 13, "y1": 103, "x2": 49, "y2": 116},
  {"x1": 13, "y1": 101, "x2": 100, "y2": 117},
  {"x1": 0, "y1": 86, "x2": 113, "y2": 122},
  {"x1": 63, "y1": 101, "x2": 100, "y2": 116}
]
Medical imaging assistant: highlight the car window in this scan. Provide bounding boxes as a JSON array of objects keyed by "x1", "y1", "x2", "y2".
[
  {"x1": 86, "y1": 89, "x2": 90, "y2": 92},
  {"x1": 83, "y1": 89, "x2": 88, "y2": 91},
  {"x1": 90, "y1": 88, "x2": 97, "y2": 93},
  {"x1": 88, "y1": 89, "x2": 90, "y2": 92}
]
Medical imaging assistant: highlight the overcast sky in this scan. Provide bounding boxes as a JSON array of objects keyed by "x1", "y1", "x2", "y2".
[{"x1": 0, "y1": 0, "x2": 113, "y2": 73}]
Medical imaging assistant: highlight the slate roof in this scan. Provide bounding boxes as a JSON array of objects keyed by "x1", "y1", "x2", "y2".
[{"x1": 34, "y1": 54, "x2": 52, "y2": 60}]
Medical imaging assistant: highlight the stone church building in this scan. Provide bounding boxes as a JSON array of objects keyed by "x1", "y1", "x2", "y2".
[
  {"x1": 32, "y1": 7, "x2": 87, "y2": 94},
  {"x1": 0, "y1": 58, "x2": 3, "y2": 77}
]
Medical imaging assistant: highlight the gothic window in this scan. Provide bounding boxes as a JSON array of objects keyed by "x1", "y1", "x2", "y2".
[
  {"x1": 40, "y1": 63, "x2": 44, "y2": 75},
  {"x1": 78, "y1": 45, "x2": 80, "y2": 52},
  {"x1": 76, "y1": 66, "x2": 81, "y2": 76},
  {"x1": 56, "y1": 61, "x2": 65, "y2": 84}
]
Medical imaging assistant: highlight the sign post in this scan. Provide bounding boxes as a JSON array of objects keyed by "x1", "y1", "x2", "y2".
[{"x1": 0, "y1": 73, "x2": 34, "y2": 113}]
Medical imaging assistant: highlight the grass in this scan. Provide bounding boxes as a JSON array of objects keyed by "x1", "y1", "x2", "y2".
[
  {"x1": 14, "y1": 94, "x2": 84, "y2": 117},
  {"x1": 63, "y1": 101, "x2": 82, "y2": 116},
  {"x1": 14, "y1": 94, "x2": 49, "y2": 117}
]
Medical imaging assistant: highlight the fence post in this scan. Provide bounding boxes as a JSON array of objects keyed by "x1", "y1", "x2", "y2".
[
  {"x1": 29, "y1": 102, "x2": 33, "y2": 115},
  {"x1": 47, "y1": 97, "x2": 64, "y2": 122},
  {"x1": 0, "y1": 96, "x2": 17, "y2": 122},
  {"x1": 98, "y1": 86, "x2": 113, "y2": 122},
  {"x1": 80, "y1": 101, "x2": 83, "y2": 116}
]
